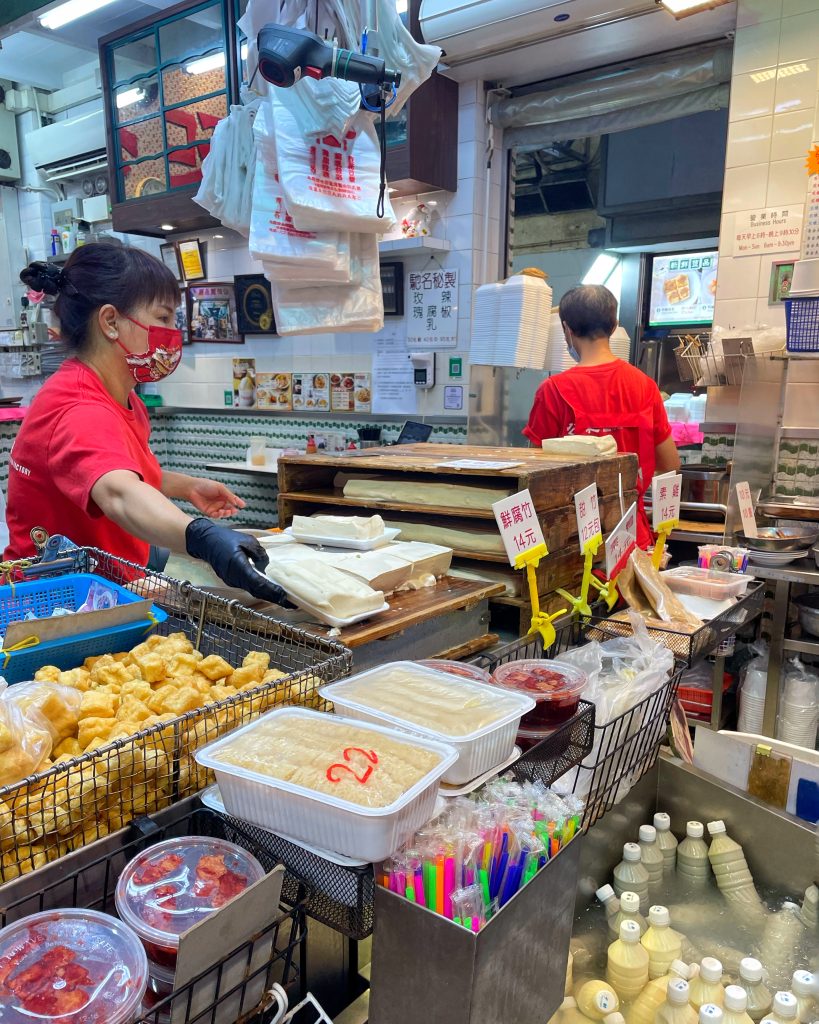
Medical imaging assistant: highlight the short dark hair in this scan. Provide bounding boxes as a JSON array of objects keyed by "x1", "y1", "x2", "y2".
[
  {"x1": 20, "y1": 241, "x2": 180, "y2": 351},
  {"x1": 559, "y1": 284, "x2": 618, "y2": 340}
]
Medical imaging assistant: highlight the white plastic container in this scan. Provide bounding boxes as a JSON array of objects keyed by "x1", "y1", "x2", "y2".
[
  {"x1": 690, "y1": 959, "x2": 726, "y2": 1012},
  {"x1": 790, "y1": 971, "x2": 816, "y2": 1023},
  {"x1": 320, "y1": 662, "x2": 535, "y2": 785},
  {"x1": 611, "y1": 890, "x2": 648, "y2": 938},
  {"x1": 677, "y1": 822, "x2": 710, "y2": 885},
  {"x1": 738, "y1": 958, "x2": 772, "y2": 1023},
  {"x1": 659, "y1": 980, "x2": 699, "y2": 1024},
  {"x1": 613, "y1": 842, "x2": 651, "y2": 911},
  {"x1": 722, "y1": 985, "x2": 755, "y2": 1024},
  {"x1": 606, "y1": 920, "x2": 650, "y2": 1001},
  {"x1": 642, "y1": 905, "x2": 683, "y2": 979},
  {"x1": 639, "y1": 824, "x2": 665, "y2": 888},
  {"x1": 661, "y1": 567, "x2": 752, "y2": 601},
  {"x1": 194, "y1": 708, "x2": 459, "y2": 862},
  {"x1": 654, "y1": 812, "x2": 679, "y2": 872}
]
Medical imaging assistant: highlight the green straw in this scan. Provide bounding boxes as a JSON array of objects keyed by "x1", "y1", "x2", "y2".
[
  {"x1": 406, "y1": 885, "x2": 416, "y2": 903},
  {"x1": 479, "y1": 868, "x2": 491, "y2": 911}
]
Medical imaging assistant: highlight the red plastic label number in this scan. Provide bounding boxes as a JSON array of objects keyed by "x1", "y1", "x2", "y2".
[{"x1": 326, "y1": 747, "x2": 379, "y2": 785}]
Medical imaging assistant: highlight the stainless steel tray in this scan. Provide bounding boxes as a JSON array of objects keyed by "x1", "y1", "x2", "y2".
[{"x1": 758, "y1": 496, "x2": 819, "y2": 522}]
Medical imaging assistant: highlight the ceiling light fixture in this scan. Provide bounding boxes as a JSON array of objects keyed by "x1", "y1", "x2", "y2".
[
  {"x1": 582, "y1": 252, "x2": 620, "y2": 286},
  {"x1": 184, "y1": 52, "x2": 226, "y2": 75},
  {"x1": 38, "y1": 0, "x2": 118, "y2": 30},
  {"x1": 160, "y1": 224, "x2": 175, "y2": 231},
  {"x1": 655, "y1": 0, "x2": 732, "y2": 19},
  {"x1": 116, "y1": 88, "x2": 144, "y2": 109}
]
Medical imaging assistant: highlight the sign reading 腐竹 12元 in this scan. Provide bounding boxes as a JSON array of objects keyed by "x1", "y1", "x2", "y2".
[{"x1": 406, "y1": 268, "x2": 459, "y2": 350}]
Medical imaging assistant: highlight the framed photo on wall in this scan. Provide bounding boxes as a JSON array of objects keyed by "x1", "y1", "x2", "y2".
[
  {"x1": 178, "y1": 238, "x2": 206, "y2": 282},
  {"x1": 160, "y1": 242, "x2": 183, "y2": 282},
  {"x1": 769, "y1": 261, "x2": 795, "y2": 304},
  {"x1": 235, "y1": 274, "x2": 276, "y2": 334},
  {"x1": 380, "y1": 261, "x2": 404, "y2": 316},
  {"x1": 187, "y1": 282, "x2": 242, "y2": 344}
]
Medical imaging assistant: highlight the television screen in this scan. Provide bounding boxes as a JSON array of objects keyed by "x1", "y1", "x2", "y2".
[{"x1": 648, "y1": 250, "x2": 719, "y2": 328}]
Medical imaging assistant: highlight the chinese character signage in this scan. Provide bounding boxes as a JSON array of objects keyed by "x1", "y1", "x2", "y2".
[
  {"x1": 605, "y1": 503, "x2": 637, "y2": 579},
  {"x1": 652, "y1": 472, "x2": 682, "y2": 529},
  {"x1": 406, "y1": 268, "x2": 459, "y2": 349},
  {"x1": 735, "y1": 481, "x2": 758, "y2": 539},
  {"x1": 733, "y1": 206, "x2": 804, "y2": 257},
  {"x1": 492, "y1": 489, "x2": 546, "y2": 566},
  {"x1": 574, "y1": 483, "x2": 603, "y2": 554}
]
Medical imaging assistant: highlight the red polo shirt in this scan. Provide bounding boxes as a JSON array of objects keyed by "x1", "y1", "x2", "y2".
[{"x1": 5, "y1": 359, "x2": 162, "y2": 565}]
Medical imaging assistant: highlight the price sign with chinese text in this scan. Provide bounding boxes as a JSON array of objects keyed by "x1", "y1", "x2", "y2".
[
  {"x1": 736, "y1": 481, "x2": 759, "y2": 539},
  {"x1": 492, "y1": 489, "x2": 546, "y2": 566},
  {"x1": 575, "y1": 483, "x2": 603, "y2": 553},
  {"x1": 652, "y1": 472, "x2": 682, "y2": 529},
  {"x1": 406, "y1": 268, "x2": 459, "y2": 349},
  {"x1": 606, "y1": 502, "x2": 638, "y2": 578}
]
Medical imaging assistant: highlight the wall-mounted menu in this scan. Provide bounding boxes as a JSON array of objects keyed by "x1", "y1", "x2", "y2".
[
  {"x1": 256, "y1": 372, "x2": 291, "y2": 410},
  {"x1": 292, "y1": 373, "x2": 330, "y2": 411},
  {"x1": 330, "y1": 372, "x2": 372, "y2": 413}
]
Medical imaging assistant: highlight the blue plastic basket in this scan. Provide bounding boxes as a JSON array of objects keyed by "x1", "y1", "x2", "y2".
[
  {"x1": 785, "y1": 297, "x2": 819, "y2": 351},
  {"x1": 0, "y1": 573, "x2": 168, "y2": 683}
]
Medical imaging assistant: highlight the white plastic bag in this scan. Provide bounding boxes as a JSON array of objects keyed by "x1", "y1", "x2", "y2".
[
  {"x1": 193, "y1": 101, "x2": 260, "y2": 236},
  {"x1": 268, "y1": 232, "x2": 383, "y2": 335},
  {"x1": 271, "y1": 92, "x2": 395, "y2": 233},
  {"x1": 368, "y1": 0, "x2": 442, "y2": 118}
]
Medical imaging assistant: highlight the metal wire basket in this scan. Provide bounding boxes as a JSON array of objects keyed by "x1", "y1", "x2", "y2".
[
  {"x1": 673, "y1": 333, "x2": 749, "y2": 387},
  {"x1": 0, "y1": 805, "x2": 306, "y2": 1024},
  {"x1": 472, "y1": 622, "x2": 682, "y2": 829},
  {"x1": 0, "y1": 547, "x2": 351, "y2": 882}
]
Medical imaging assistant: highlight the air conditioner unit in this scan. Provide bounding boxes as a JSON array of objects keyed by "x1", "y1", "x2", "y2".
[
  {"x1": 421, "y1": 0, "x2": 655, "y2": 62},
  {"x1": 27, "y1": 106, "x2": 107, "y2": 183}
]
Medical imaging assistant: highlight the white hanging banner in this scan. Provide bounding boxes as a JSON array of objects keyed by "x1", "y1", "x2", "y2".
[{"x1": 406, "y1": 268, "x2": 459, "y2": 349}]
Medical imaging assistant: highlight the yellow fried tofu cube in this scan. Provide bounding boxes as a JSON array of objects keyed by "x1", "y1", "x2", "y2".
[
  {"x1": 84, "y1": 654, "x2": 110, "y2": 671},
  {"x1": 162, "y1": 686, "x2": 203, "y2": 716},
  {"x1": 34, "y1": 665, "x2": 61, "y2": 683},
  {"x1": 243, "y1": 651, "x2": 270, "y2": 672},
  {"x1": 94, "y1": 661, "x2": 139, "y2": 689},
  {"x1": 120, "y1": 680, "x2": 153, "y2": 702},
  {"x1": 80, "y1": 690, "x2": 119, "y2": 719},
  {"x1": 147, "y1": 684, "x2": 178, "y2": 715},
  {"x1": 166, "y1": 652, "x2": 202, "y2": 677},
  {"x1": 77, "y1": 717, "x2": 114, "y2": 749},
  {"x1": 263, "y1": 668, "x2": 288, "y2": 684},
  {"x1": 53, "y1": 738, "x2": 83, "y2": 761},
  {"x1": 133, "y1": 652, "x2": 166, "y2": 684},
  {"x1": 57, "y1": 668, "x2": 91, "y2": 691},
  {"x1": 209, "y1": 684, "x2": 238, "y2": 701},
  {"x1": 184, "y1": 674, "x2": 211, "y2": 696},
  {"x1": 199, "y1": 655, "x2": 233, "y2": 681},
  {"x1": 116, "y1": 696, "x2": 151, "y2": 724},
  {"x1": 227, "y1": 664, "x2": 265, "y2": 690}
]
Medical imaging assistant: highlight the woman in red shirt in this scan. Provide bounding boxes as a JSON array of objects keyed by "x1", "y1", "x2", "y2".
[
  {"x1": 524, "y1": 284, "x2": 680, "y2": 549},
  {"x1": 7, "y1": 242, "x2": 286, "y2": 604}
]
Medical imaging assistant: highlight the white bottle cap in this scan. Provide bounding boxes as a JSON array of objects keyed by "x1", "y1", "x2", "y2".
[
  {"x1": 597, "y1": 884, "x2": 616, "y2": 903},
  {"x1": 649, "y1": 905, "x2": 670, "y2": 928},
  {"x1": 707, "y1": 820, "x2": 727, "y2": 836},
  {"x1": 620, "y1": 920, "x2": 641, "y2": 942},
  {"x1": 654, "y1": 812, "x2": 672, "y2": 833},
  {"x1": 791, "y1": 971, "x2": 814, "y2": 998},
  {"x1": 687, "y1": 821, "x2": 705, "y2": 838},
  {"x1": 623, "y1": 842, "x2": 642, "y2": 862},
  {"x1": 620, "y1": 892, "x2": 641, "y2": 914},
  {"x1": 724, "y1": 986, "x2": 749, "y2": 1013},
  {"x1": 700, "y1": 958, "x2": 723, "y2": 984},
  {"x1": 700, "y1": 1005, "x2": 724, "y2": 1024},
  {"x1": 760, "y1": 1019, "x2": 778, "y2": 1024},
  {"x1": 740, "y1": 958, "x2": 764, "y2": 984},
  {"x1": 591, "y1": 989, "x2": 618, "y2": 1014},
  {"x1": 640, "y1": 824, "x2": 658, "y2": 843},
  {"x1": 605, "y1": 1015, "x2": 625, "y2": 1024},
  {"x1": 670, "y1": 960, "x2": 690, "y2": 980},
  {"x1": 668, "y1": 980, "x2": 691, "y2": 1005},
  {"x1": 773, "y1": 993, "x2": 797, "y2": 1020}
]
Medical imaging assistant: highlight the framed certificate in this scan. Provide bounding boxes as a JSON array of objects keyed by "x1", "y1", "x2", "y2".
[
  {"x1": 178, "y1": 238, "x2": 206, "y2": 282},
  {"x1": 235, "y1": 274, "x2": 276, "y2": 334},
  {"x1": 160, "y1": 242, "x2": 183, "y2": 282}
]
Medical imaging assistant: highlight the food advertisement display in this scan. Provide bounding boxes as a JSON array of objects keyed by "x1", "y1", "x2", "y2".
[
  {"x1": 354, "y1": 373, "x2": 371, "y2": 412},
  {"x1": 256, "y1": 372, "x2": 291, "y2": 410},
  {"x1": 292, "y1": 372, "x2": 330, "y2": 410},
  {"x1": 330, "y1": 372, "x2": 372, "y2": 412},
  {"x1": 232, "y1": 358, "x2": 256, "y2": 408},
  {"x1": 648, "y1": 251, "x2": 718, "y2": 328}
]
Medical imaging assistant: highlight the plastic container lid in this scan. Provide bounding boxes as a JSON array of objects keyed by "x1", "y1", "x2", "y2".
[
  {"x1": 707, "y1": 820, "x2": 727, "y2": 836},
  {"x1": 619, "y1": 920, "x2": 641, "y2": 942},
  {"x1": 700, "y1": 1005, "x2": 724, "y2": 1024},
  {"x1": 620, "y1": 892, "x2": 641, "y2": 913},
  {"x1": 417, "y1": 659, "x2": 492, "y2": 684},
  {"x1": 671, "y1": 960, "x2": 690, "y2": 980},
  {"x1": 490, "y1": 659, "x2": 587, "y2": 725},
  {"x1": 724, "y1": 986, "x2": 749, "y2": 1012},
  {"x1": 597, "y1": 884, "x2": 616, "y2": 902},
  {"x1": 700, "y1": 958, "x2": 723, "y2": 984},
  {"x1": 654, "y1": 812, "x2": 672, "y2": 833},
  {"x1": 623, "y1": 842, "x2": 642, "y2": 862},
  {"x1": 0, "y1": 908, "x2": 148, "y2": 1024},
  {"x1": 773, "y1": 993, "x2": 798, "y2": 1019},
  {"x1": 649, "y1": 906, "x2": 670, "y2": 927},
  {"x1": 740, "y1": 958, "x2": 764, "y2": 984},
  {"x1": 639, "y1": 825, "x2": 658, "y2": 844},
  {"x1": 668, "y1": 980, "x2": 691, "y2": 1005},
  {"x1": 687, "y1": 821, "x2": 705, "y2": 838},
  {"x1": 791, "y1": 971, "x2": 815, "y2": 997},
  {"x1": 115, "y1": 836, "x2": 265, "y2": 953}
]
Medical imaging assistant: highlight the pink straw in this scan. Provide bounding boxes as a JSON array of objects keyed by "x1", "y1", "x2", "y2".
[
  {"x1": 443, "y1": 857, "x2": 455, "y2": 919},
  {"x1": 414, "y1": 869, "x2": 426, "y2": 907}
]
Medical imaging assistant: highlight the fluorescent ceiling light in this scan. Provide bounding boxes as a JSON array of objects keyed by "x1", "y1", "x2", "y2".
[
  {"x1": 655, "y1": 0, "x2": 732, "y2": 18},
  {"x1": 116, "y1": 87, "x2": 144, "y2": 109},
  {"x1": 160, "y1": 224, "x2": 175, "y2": 231},
  {"x1": 395, "y1": 0, "x2": 408, "y2": 13},
  {"x1": 583, "y1": 253, "x2": 620, "y2": 286},
  {"x1": 184, "y1": 52, "x2": 226, "y2": 75},
  {"x1": 38, "y1": 0, "x2": 117, "y2": 30}
]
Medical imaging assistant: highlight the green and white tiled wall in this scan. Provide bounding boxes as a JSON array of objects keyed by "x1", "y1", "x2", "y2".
[
  {"x1": 701, "y1": 433, "x2": 736, "y2": 467},
  {"x1": 775, "y1": 439, "x2": 819, "y2": 498}
]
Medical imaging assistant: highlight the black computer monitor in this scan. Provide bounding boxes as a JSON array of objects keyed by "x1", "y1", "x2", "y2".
[{"x1": 395, "y1": 420, "x2": 433, "y2": 444}]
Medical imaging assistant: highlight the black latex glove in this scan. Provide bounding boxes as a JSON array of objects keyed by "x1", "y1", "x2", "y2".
[{"x1": 185, "y1": 519, "x2": 291, "y2": 606}]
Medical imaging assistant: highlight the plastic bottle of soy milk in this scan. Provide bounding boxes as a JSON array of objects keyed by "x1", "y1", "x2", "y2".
[
  {"x1": 607, "y1": 921, "x2": 650, "y2": 1002},
  {"x1": 658, "y1": 980, "x2": 699, "y2": 1024},
  {"x1": 700, "y1": 1005, "x2": 724, "y2": 1024},
  {"x1": 677, "y1": 822, "x2": 710, "y2": 886},
  {"x1": 738, "y1": 958, "x2": 772, "y2": 1023},
  {"x1": 639, "y1": 825, "x2": 665, "y2": 889},
  {"x1": 614, "y1": 844, "x2": 650, "y2": 912},
  {"x1": 612, "y1": 892, "x2": 648, "y2": 939},
  {"x1": 626, "y1": 959, "x2": 691, "y2": 1024},
  {"x1": 766, "y1": 992, "x2": 798, "y2": 1024},
  {"x1": 789, "y1": 971, "x2": 816, "y2": 1023},
  {"x1": 654, "y1": 812, "x2": 679, "y2": 872},
  {"x1": 642, "y1": 906, "x2": 683, "y2": 979},
  {"x1": 706, "y1": 821, "x2": 766, "y2": 926},
  {"x1": 597, "y1": 885, "x2": 622, "y2": 939},
  {"x1": 689, "y1": 958, "x2": 726, "y2": 1012},
  {"x1": 721, "y1": 986, "x2": 755, "y2": 1024},
  {"x1": 576, "y1": 981, "x2": 620, "y2": 1020}
]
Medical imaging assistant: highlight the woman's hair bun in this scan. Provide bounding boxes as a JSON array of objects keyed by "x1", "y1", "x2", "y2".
[{"x1": 19, "y1": 260, "x2": 64, "y2": 296}]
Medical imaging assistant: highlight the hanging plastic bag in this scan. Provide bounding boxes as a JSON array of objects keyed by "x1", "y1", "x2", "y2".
[
  {"x1": 368, "y1": 0, "x2": 442, "y2": 118},
  {"x1": 0, "y1": 687, "x2": 52, "y2": 787},
  {"x1": 194, "y1": 101, "x2": 260, "y2": 236},
  {"x1": 5, "y1": 681, "x2": 81, "y2": 746},
  {"x1": 271, "y1": 91, "x2": 395, "y2": 233},
  {"x1": 268, "y1": 232, "x2": 383, "y2": 335}
]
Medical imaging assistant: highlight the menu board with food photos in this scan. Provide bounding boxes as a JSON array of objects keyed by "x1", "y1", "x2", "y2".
[
  {"x1": 648, "y1": 250, "x2": 719, "y2": 328},
  {"x1": 292, "y1": 372, "x2": 330, "y2": 411},
  {"x1": 256, "y1": 372, "x2": 291, "y2": 410}
]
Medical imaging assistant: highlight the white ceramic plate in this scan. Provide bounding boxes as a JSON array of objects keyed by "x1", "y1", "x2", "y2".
[
  {"x1": 286, "y1": 526, "x2": 401, "y2": 551},
  {"x1": 747, "y1": 548, "x2": 812, "y2": 566}
]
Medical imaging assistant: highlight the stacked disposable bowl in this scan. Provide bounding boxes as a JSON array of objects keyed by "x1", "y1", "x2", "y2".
[
  {"x1": 776, "y1": 675, "x2": 819, "y2": 749},
  {"x1": 469, "y1": 271, "x2": 553, "y2": 369}
]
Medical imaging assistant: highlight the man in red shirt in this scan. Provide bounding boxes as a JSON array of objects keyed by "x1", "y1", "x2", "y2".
[{"x1": 523, "y1": 284, "x2": 680, "y2": 548}]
